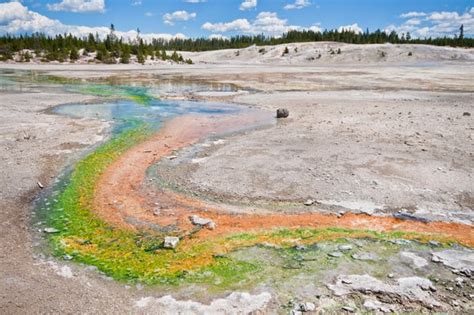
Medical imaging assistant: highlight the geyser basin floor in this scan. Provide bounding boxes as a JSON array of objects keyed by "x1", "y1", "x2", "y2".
[{"x1": 2, "y1": 64, "x2": 473, "y2": 313}]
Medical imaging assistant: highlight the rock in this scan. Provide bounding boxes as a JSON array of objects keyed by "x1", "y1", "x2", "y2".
[
  {"x1": 135, "y1": 291, "x2": 272, "y2": 314},
  {"x1": 387, "y1": 273, "x2": 394, "y2": 278},
  {"x1": 298, "y1": 302, "x2": 316, "y2": 312},
  {"x1": 429, "y1": 240, "x2": 441, "y2": 247},
  {"x1": 63, "y1": 254, "x2": 73, "y2": 260},
  {"x1": 431, "y1": 250, "x2": 474, "y2": 274},
  {"x1": 163, "y1": 236, "x2": 179, "y2": 249},
  {"x1": 455, "y1": 277, "x2": 464, "y2": 286},
  {"x1": 153, "y1": 208, "x2": 161, "y2": 216},
  {"x1": 37, "y1": 181, "x2": 44, "y2": 189},
  {"x1": 44, "y1": 227, "x2": 59, "y2": 233},
  {"x1": 338, "y1": 245, "x2": 353, "y2": 251},
  {"x1": 329, "y1": 251, "x2": 343, "y2": 258},
  {"x1": 189, "y1": 215, "x2": 216, "y2": 230},
  {"x1": 363, "y1": 299, "x2": 393, "y2": 313},
  {"x1": 463, "y1": 112, "x2": 471, "y2": 116},
  {"x1": 342, "y1": 306, "x2": 355, "y2": 312},
  {"x1": 431, "y1": 255, "x2": 441, "y2": 263},
  {"x1": 167, "y1": 155, "x2": 177, "y2": 160},
  {"x1": 276, "y1": 108, "x2": 289, "y2": 118},
  {"x1": 303, "y1": 199, "x2": 315, "y2": 206},
  {"x1": 400, "y1": 251, "x2": 429, "y2": 268},
  {"x1": 351, "y1": 252, "x2": 380, "y2": 261},
  {"x1": 363, "y1": 300, "x2": 380, "y2": 311},
  {"x1": 295, "y1": 245, "x2": 307, "y2": 251},
  {"x1": 461, "y1": 268, "x2": 472, "y2": 277},
  {"x1": 390, "y1": 239, "x2": 412, "y2": 245},
  {"x1": 328, "y1": 274, "x2": 440, "y2": 308}
]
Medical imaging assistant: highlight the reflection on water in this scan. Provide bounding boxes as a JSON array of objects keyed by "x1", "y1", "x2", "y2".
[
  {"x1": 0, "y1": 69, "x2": 239, "y2": 99},
  {"x1": 1, "y1": 69, "x2": 244, "y2": 133}
]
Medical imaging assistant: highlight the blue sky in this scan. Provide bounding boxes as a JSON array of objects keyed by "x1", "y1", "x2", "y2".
[{"x1": 0, "y1": 0, "x2": 473, "y2": 40}]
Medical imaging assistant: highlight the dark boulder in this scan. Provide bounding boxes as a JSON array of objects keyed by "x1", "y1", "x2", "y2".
[{"x1": 276, "y1": 108, "x2": 289, "y2": 118}]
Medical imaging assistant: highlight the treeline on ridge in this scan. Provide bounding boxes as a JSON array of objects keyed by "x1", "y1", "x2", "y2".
[{"x1": 0, "y1": 25, "x2": 471, "y2": 63}]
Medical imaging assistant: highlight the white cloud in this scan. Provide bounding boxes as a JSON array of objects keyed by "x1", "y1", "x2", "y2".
[
  {"x1": 308, "y1": 24, "x2": 322, "y2": 33},
  {"x1": 184, "y1": 0, "x2": 207, "y2": 2},
  {"x1": 163, "y1": 10, "x2": 196, "y2": 25},
  {"x1": 337, "y1": 23, "x2": 363, "y2": 34},
  {"x1": 202, "y1": 12, "x2": 327, "y2": 37},
  {"x1": 47, "y1": 0, "x2": 105, "y2": 13},
  {"x1": 131, "y1": 0, "x2": 142, "y2": 6},
  {"x1": 209, "y1": 34, "x2": 228, "y2": 40},
  {"x1": 284, "y1": 0, "x2": 310, "y2": 10},
  {"x1": 144, "y1": 12, "x2": 154, "y2": 17},
  {"x1": 400, "y1": 12, "x2": 426, "y2": 18},
  {"x1": 239, "y1": 0, "x2": 257, "y2": 11},
  {"x1": 405, "y1": 18, "x2": 421, "y2": 26},
  {"x1": 0, "y1": 2, "x2": 185, "y2": 42},
  {"x1": 390, "y1": 7, "x2": 474, "y2": 38},
  {"x1": 202, "y1": 19, "x2": 252, "y2": 33},
  {"x1": 203, "y1": 12, "x2": 301, "y2": 36}
]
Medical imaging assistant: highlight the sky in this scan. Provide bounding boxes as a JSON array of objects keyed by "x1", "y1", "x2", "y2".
[{"x1": 0, "y1": 0, "x2": 473, "y2": 41}]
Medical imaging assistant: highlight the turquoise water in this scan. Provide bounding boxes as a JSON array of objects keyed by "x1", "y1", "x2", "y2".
[{"x1": 54, "y1": 99, "x2": 241, "y2": 134}]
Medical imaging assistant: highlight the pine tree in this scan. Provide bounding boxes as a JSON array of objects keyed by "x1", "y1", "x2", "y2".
[
  {"x1": 121, "y1": 46, "x2": 130, "y2": 64},
  {"x1": 69, "y1": 47, "x2": 79, "y2": 62},
  {"x1": 137, "y1": 51, "x2": 145, "y2": 64}
]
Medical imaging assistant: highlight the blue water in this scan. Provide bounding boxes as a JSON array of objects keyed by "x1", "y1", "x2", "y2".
[{"x1": 54, "y1": 98, "x2": 242, "y2": 134}]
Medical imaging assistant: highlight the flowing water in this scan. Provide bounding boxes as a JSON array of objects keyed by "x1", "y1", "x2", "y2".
[{"x1": 4, "y1": 70, "x2": 471, "y2": 313}]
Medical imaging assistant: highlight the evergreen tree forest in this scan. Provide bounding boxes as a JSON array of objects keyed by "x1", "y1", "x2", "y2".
[{"x1": 0, "y1": 25, "x2": 472, "y2": 63}]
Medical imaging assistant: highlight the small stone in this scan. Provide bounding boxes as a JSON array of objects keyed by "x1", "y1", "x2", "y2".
[
  {"x1": 351, "y1": 252, "x2": 380, "y2": 261},
  {"x1": 431, "y1": 255, "x2": 441, "y2": 263},
  {"x1": 291, "y1": 310, "x2": 303, "y2": 315},
  {"x1": 44, "y1": 227, "x2": 59, "y2": 233},
  {"x1": 446, "y1": 286, "x2": 454, "y2": 291},
  {"x1": 342, "y1": 306, "x2": 355, "y2": 313},
  {"x1": 163, "y1": 236, "x2": 179, "y2": 249},
  {"x1": 363, "y1": 300, "x2": 383, "y2": 311},
  {"x1": 342, "y1": 279, "x2": 352, "y2": 284},
  {"x1": 390, "y1": 239, "x2": 411, "y2": 245},
  {"x1": 429, "y1": 241, "x2": 441, "y2": 247},
  {"x1": 167, "y1": 155, "x2": 177, "y2": 160},
  {"x1": 304, "y1": 199, "x2": 315, "y2": 206},
  {"x1": 298, "y1": 302, "x2": 316, "y2": 312},
  {"x1": 37, "y1": 181, "x2": 44, "y2": 189},
  {"x1": 463, "y1": 112, "x2": 471, "y2": 116},
  {"x1": 452, "y1": 300, "x2": 460, "y2": 306},
  {"x1": 460, "y1": 268, "x2": 472, "y2": 277},
  {"x1": 338, "y1": 245, "x2": 353, "y2": 251},
  {"x1": 189, "y1": 215, "x2": 216, "y2": 230},
  {"x1": 329, "y1": 251, "x2": 342, "y2": 258},
  {"x1": 153, "y1": 208, "x2": 161, "y2": 216},
  {"x1": 276, "y1": 108, "x2": 289, "y2": 118},
  {"x1": 63, "y1": 254, "x2": 73, "y2": 260},
  {"x1": 295, "y1": 245, "x2": 307, "y2": 251},
  {"x1": 387, "y1": 273, "x2": 394, "y2": 278}
]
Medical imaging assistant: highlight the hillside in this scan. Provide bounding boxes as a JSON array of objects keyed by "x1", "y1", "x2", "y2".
[{"x1": 181, "y1": 42, "x2": 474, "y2": 65}]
